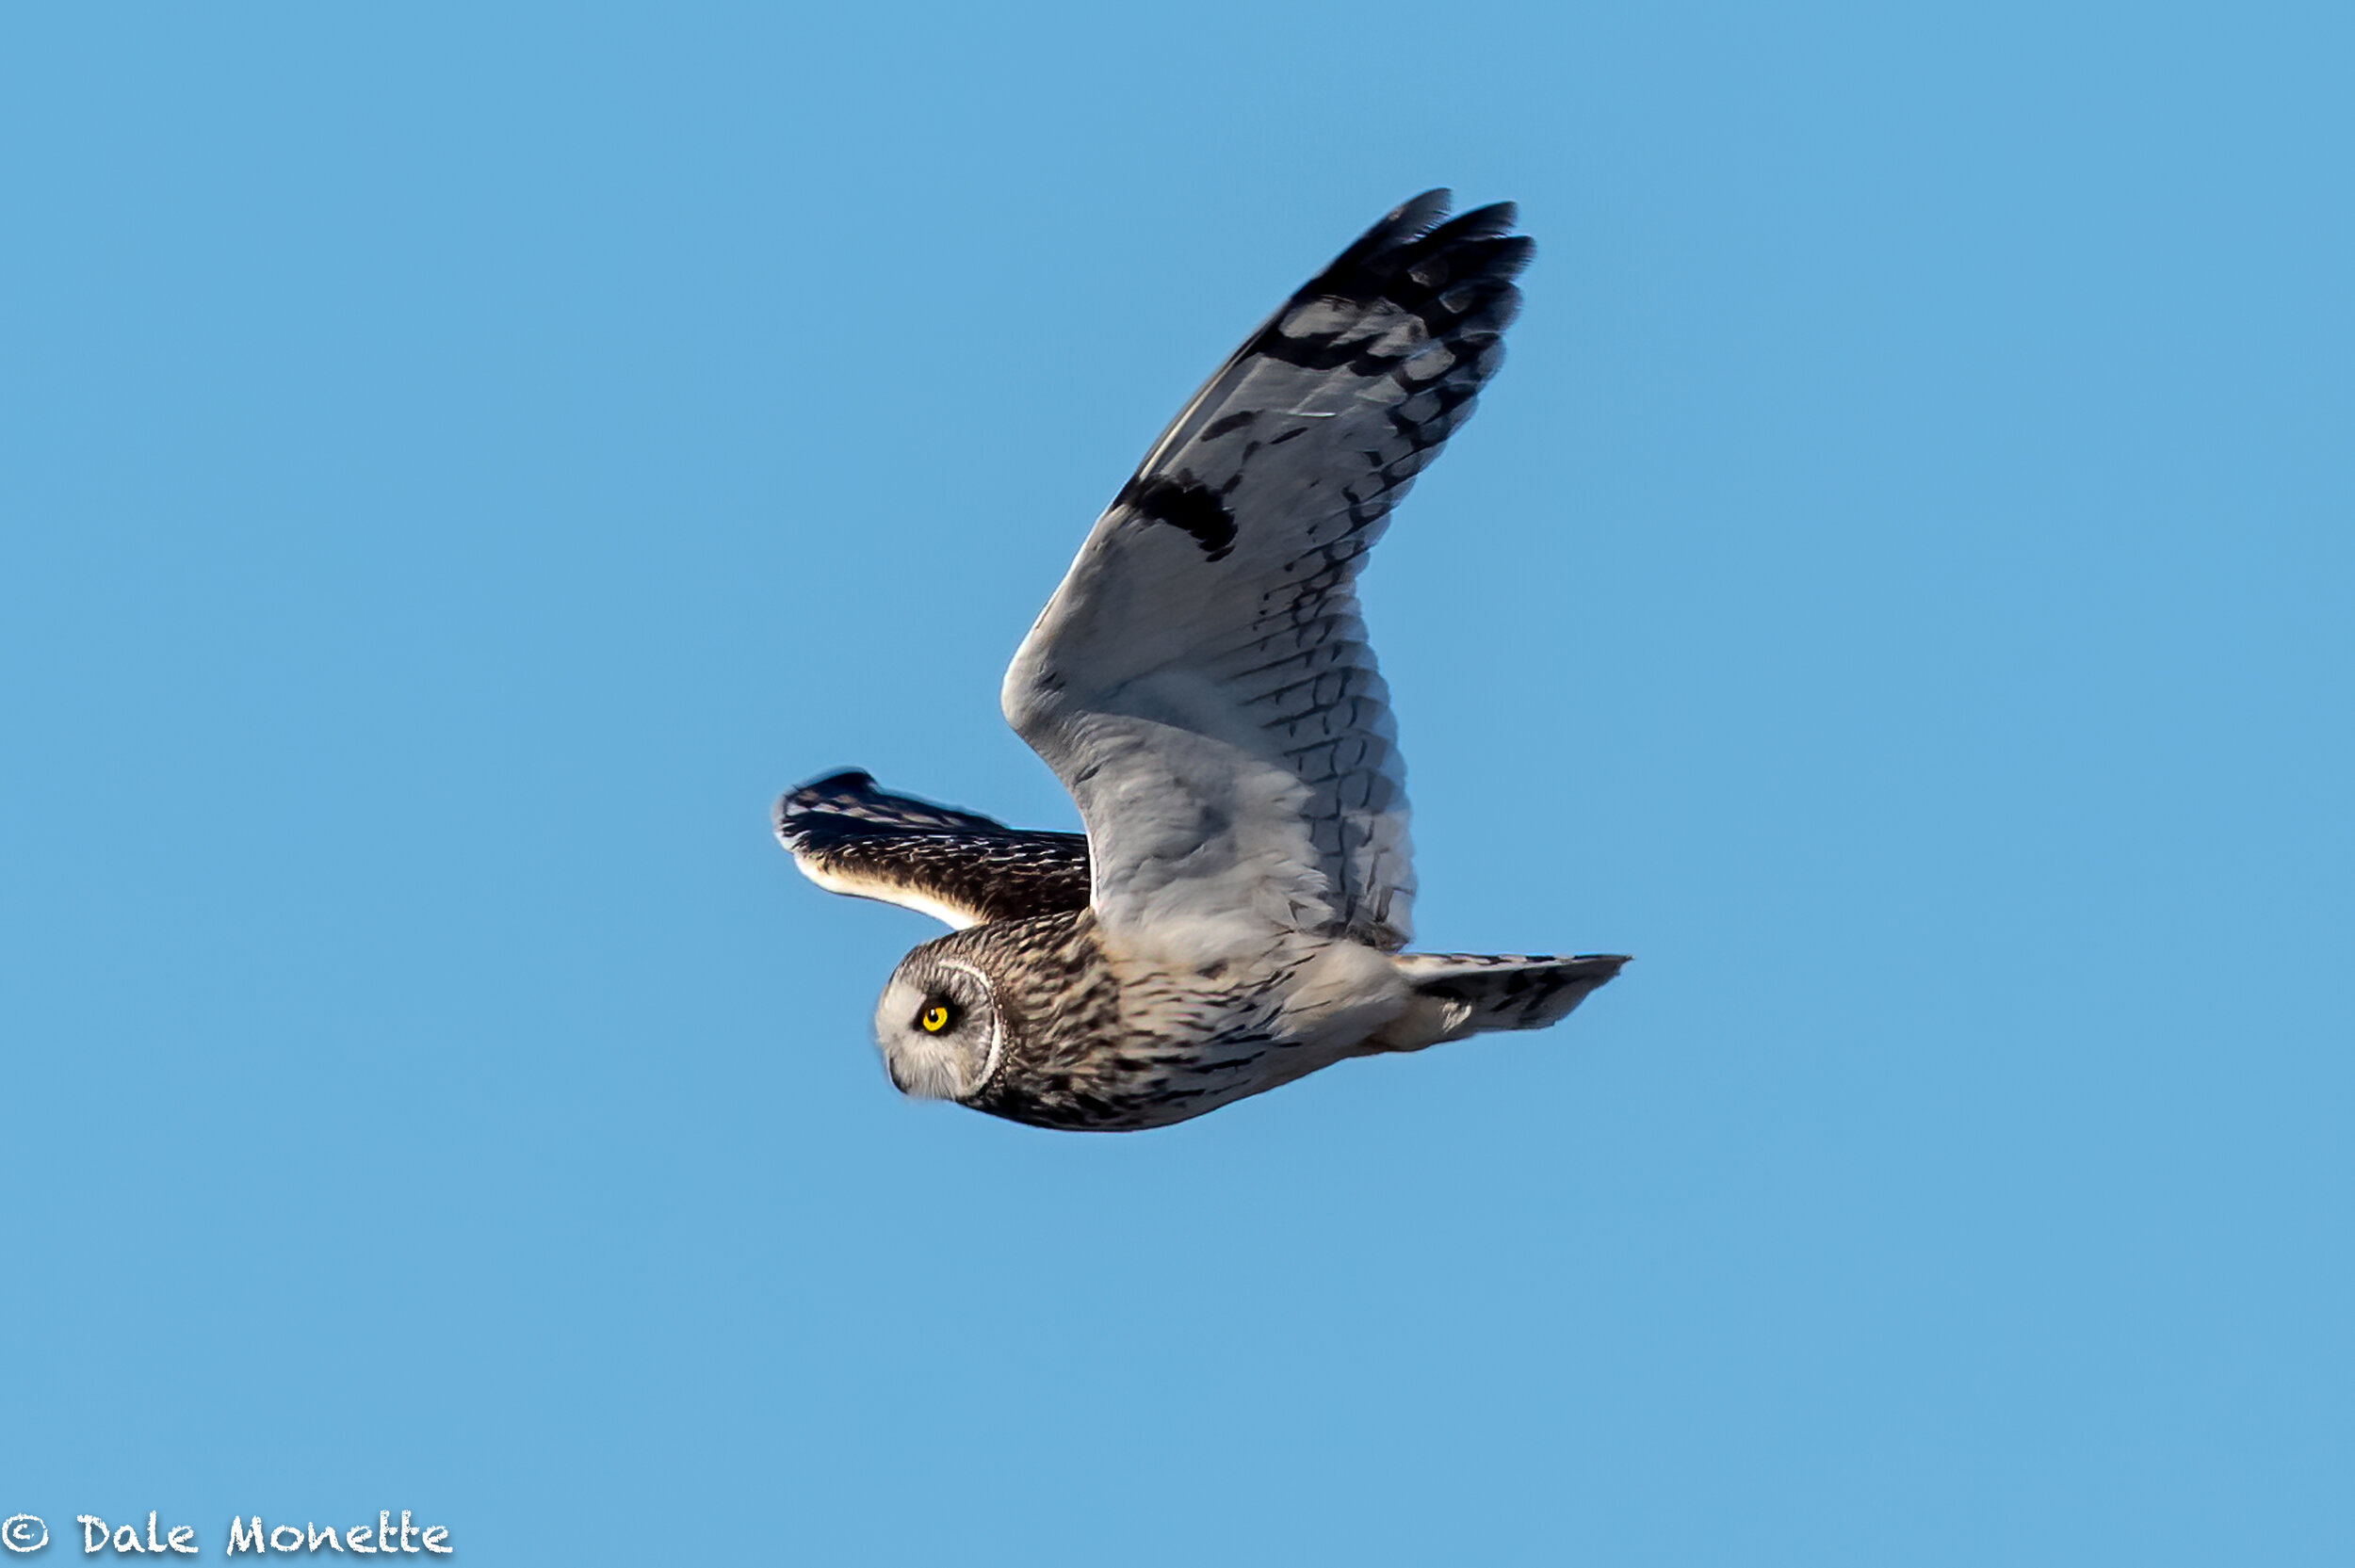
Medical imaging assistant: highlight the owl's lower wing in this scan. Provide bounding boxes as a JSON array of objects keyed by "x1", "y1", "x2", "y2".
[
  {"x1": 773, "y1": 769, "x2": 1092, "y2": 929},
  {"x1": 1002, "y1": 192, "x2": 1530, "y2": 956}
]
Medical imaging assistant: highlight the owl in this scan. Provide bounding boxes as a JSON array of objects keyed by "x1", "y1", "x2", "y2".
[{"x1": 776, "y1": 191, "x2": 1626, "y2": 1131}]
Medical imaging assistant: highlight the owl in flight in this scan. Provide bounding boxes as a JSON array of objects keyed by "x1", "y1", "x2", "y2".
[{"x1": 776, "y1": 191, "x2": 1626, "y2": 1131}]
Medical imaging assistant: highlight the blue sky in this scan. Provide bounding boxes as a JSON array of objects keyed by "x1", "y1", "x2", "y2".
[{"x1": 2, "y1": 3, "x2": 2348, "y2": 1562}]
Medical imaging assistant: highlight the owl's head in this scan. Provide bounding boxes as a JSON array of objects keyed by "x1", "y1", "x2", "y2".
[{"x1": 873, "y1": 942, "x2": 1008, "y2": 1102}]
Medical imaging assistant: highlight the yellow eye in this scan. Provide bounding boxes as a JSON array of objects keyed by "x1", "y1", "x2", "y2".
[{"x1": 918, "y1": 1004, "x2": 951, "y2": 1034}]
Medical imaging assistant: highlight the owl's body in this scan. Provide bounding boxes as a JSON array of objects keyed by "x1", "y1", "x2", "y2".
[
  {"x1": 901, "y1": 911, "x2": 1293, "y2": 1132},
  {"x1": 900, "y1": 910, "x2": 1403, "y2": 1132},
  {"x1": 775, "y1": 192, "x2": 1627, "y2": 1131}
]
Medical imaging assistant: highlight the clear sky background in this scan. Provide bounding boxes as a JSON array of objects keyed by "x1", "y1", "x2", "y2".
[{"x1": 3, "y1": 4, "x2": 2348, "y2": 1563}]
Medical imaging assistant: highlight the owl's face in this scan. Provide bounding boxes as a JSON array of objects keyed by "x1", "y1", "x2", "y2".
[{"x1": 873, "y1": 945, "x2": 1007, "y2": 1103}]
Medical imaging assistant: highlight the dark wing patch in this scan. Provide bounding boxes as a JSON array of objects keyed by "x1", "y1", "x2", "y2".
[
  {"x1": 1121, "y1": 474, "x2": 1239, "y2": 561},
  {"x1": 773, "y1": 769, "x2": 1092, "y2": 929}
]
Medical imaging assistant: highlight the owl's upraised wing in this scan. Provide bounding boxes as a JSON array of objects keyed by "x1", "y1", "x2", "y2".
[
  {"x1": 773, "y1": 769, "x2": 1092, "y2": 929},
  {"x1": 1003, "y1": 192, "x2": 1530, "y2": 957}
]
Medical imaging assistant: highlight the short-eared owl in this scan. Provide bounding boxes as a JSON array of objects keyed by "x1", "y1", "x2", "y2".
[{"x1": 777, "y1": 191, "x2": 1626, "y2": 1131}]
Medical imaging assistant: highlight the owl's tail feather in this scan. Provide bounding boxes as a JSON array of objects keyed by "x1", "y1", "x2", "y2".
[{"x1": 1365, "y1": 952, "x2": 1630, "y2": 1053}]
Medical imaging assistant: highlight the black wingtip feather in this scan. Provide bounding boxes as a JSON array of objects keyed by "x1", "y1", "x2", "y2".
[
  {"x1": 1240, "y1": 193, "x2": 1531, "y2": 379},
  {"x1": 1385, "y1": 188, "x2": 1455, "y2": 237},
  {"x1": 802, "y1": 768, "x2": 876, "y2": 794},
  {"x1": 1423, "y1": 201, "x2": 1521, "y2": 247},
  {"x1": 774, "y1": 769, "x2": 1032, "y2": 848}
]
